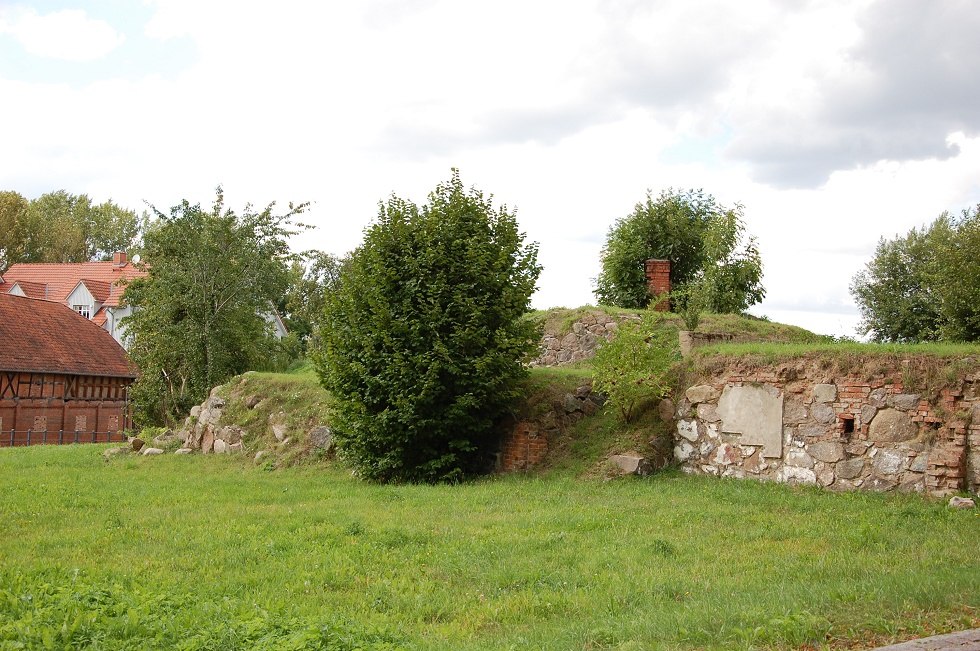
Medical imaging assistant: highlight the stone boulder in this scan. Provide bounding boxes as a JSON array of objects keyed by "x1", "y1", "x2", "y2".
[
  {"x1": 129, "y1": 437, "x2": 145, "y2": 453},
  {"x1": 685, "y1": 385, "x2": 720, "y2": 404},
  {"x1": 868, "y1": 409, "x2": 918, "y2": 442},
  {"x1": 808, "y1": 441, "x2": 844, "y2": 463},
  {"x1": 141, "y1": 447, "x2": 165, "y2": 456},
  {"x1": 608, "y1": 454, "x2": 651, "y2": 476},
  {"x1": 890, "y1": 393, "x2": 921, "y2": 411},
  {"x1": 948, "y1": 496, "x2": 975, "y2": 509},
  {"x1": 308, "y1": 426, "x2": 334, "y2": 453},
  {"x1": 812, "y1": 384, "x2": 837, "y2": 403}
]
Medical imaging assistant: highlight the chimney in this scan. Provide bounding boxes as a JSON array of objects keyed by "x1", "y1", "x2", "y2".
[
  {"x1": 112, "y1": 251, "x2": 127, "y2": 267},
  {"x1": 645, "y1": 259, "x2": 671, "y2": 311}
]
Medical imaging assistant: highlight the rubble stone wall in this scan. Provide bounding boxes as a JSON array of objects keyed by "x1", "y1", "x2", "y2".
[
  {"x1": 675, "y1": 359, "x2": 979, "y2": 497},
  {"x1": 531, "y1": 311, "x2": 639, "y2": 367}
]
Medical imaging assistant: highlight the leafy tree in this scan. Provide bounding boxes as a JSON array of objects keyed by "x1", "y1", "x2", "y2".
[
  {"x1": 314, "y1": 171, "x2": 541, "y2": 483},
  {"x1": 594, "y1": 189, "x2": 764, "y2": 315},
  {"x1": 592, "y1": 314, "x2": 679, "y2": 423},
  {"x1": 851, "y1": 204, "x2": 980, "y2": 343},
  {"x1": 850, "y1": 224, "x2": 942, "y2": 342},
  {"x1": 124, "y1": 188, "x2": 306, "y2": 424},
  {"x1": 280, "y1": 251, "x2": 345, "y2": 350},
  {"x1": 930, "y1": 206, "x2": 980, "y2": 341},
  {"x1": 0, "y1": 191, "x2": 29, "y2": 271},
  {"x1": 0, "y1": 189, "x2": 146, "y2": 268}
]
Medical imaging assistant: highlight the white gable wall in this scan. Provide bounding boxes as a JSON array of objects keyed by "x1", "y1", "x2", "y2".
[{"x1": 66, "y1": 283, "x2": 99, "y2": 317}]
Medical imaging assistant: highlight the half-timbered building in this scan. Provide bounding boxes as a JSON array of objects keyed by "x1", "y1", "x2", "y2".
[{"x1": 0, "y1": 293, "x2": 138, "y2": 446}]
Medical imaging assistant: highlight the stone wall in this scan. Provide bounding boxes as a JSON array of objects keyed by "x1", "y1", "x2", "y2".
[
  {"x1": 675, "y1": 359, "x2": 979, "y2": 497},
  {"x1": 531, "y1": 311, "x2": 639, "y2": 367}
]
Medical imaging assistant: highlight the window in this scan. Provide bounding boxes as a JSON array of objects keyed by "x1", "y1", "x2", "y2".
[{"x1": 73, "y1": 304, "x2": 91, "y2": 319}]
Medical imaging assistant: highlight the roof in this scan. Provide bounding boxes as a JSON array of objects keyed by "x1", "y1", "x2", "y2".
[
  {"x1": 9, "y1": 280, "x2": 47, "y2": 299},
  {"x1": 0, "y1": 294, "x2": 139, "y2": 378},
  {"x1": 0, "y1": 259, "x2": 146, "y2": 308}
]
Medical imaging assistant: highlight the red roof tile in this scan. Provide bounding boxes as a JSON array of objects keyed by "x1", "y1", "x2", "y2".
[
  {"x1": 9, "y1": 280, "x2": 47, "y2": 299},
  {"x1": 77, "y1": 279, "x2": 111, "y2": 303},
  {"x1": 0, "y1": 294, "x2": 138, "y2": 378},
  {"x1": 0, "y1": 259, "x2": 146, "y2": 308}
]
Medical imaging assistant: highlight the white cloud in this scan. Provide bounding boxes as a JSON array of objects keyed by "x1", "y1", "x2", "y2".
[
  {"x1": 1, "y1": 0, "x2": 979, "y2": 339},
  {"x1": 0, "y1": 7, "x2": 125, "y2": 61}
]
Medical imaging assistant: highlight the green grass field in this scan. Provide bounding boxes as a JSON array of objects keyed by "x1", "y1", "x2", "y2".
[{"x1": 1, "y1": 444, "x2": 977, "y2": 650}]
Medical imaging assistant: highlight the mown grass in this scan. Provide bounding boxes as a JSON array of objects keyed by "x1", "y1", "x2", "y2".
[
  {"x1": 697, "y1": 341, "x2": 980, "y2": 360},
  {"x1": 1, "y1": 444, "x2": 977, "y2": 650}
]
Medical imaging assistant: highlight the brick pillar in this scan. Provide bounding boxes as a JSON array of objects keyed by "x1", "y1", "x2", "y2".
[{"x1": 645, "y1": 259, "x2": 671, "y2": 311}]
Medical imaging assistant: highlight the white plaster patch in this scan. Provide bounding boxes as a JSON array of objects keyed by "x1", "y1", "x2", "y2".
[{"x1": 717, "y1": 385, "x2": 783, "y2": 458}]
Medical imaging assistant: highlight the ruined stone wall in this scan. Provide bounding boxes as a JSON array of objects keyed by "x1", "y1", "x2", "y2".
[
  {"x1": 498, "y1": 384, "x2": 603, "y2": 471},
  {"x1": 675, "y1": 359, "x2": 979, "y2": 497},
  {"x1": 531, "y1": 311, "x2": 639, "y2": 367}
]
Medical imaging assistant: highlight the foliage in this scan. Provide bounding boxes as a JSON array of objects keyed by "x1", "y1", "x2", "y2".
[
  {"x1": 594, "y1": 188, "x2": 764, "y2": 316},
  {"x1": 0, "y1": 189, "x2": 146, "y2": 270},
  {"x1": 280, "y1": 251, "x2": 345, "y2": 351},
  {"x1": 314, "y1": 170, "x2": 541, "y2": 482},
  {"x1": 851, "y1": 205, "x2": 980, "y2": 342},
  {"x1": 592, "y1": 313, "x2": 680, "y2": 422},
  {"x1": 1, "y1": 444, "x2": 977, "y2": 650},
  {"x1": 124, "y1": 188, "x2": 306, "y2": 424}
]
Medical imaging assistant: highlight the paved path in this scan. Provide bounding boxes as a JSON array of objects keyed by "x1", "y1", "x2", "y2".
[{"x1": 871, "y1": 629, "x2": 980, "y2": 650}]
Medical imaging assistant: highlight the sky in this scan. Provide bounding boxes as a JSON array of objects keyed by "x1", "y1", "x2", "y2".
[{"x1": 2, "y1": 0, "x2": 978, "y2": 338}]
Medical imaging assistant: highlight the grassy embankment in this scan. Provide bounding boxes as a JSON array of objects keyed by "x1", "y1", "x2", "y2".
[{"x1": 1, "y1": 311, "x2": 978, "y2": 649}]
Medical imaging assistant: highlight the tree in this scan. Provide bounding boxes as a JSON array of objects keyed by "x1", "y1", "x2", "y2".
[
  {"x1": 851, "y1": 204, "x2": 980, "y2": 343},
  {"x1": 0, "y1": 189, "x2": 146, "y2": 269},
  {"x1": 124, "y1": 188, "x2": 306, "y2": 424},
  {"x1": 593, "y1": 189, "x2": 764, "y2": 315},
  {"x1": 314, "y1": 171, "x2": 541, "y2": 483},
  {"x1": 591, "y1": 314, "x2": 679, "y2": 422},
  {"x1": 0, "y1": 191, "x2": 29, "y2": 271},
  {"x1": 280, "y1": 251, "x2": 345, "y2": 351},
  {"x1": 850, "y1": 224, "x2": 942, "y2": 343}
]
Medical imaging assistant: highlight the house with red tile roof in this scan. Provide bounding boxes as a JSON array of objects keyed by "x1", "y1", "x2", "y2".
[
  {"x1": 0, "y1": 251, "x2": 146, "y2": 347},
  {"x1": 0, "y1": 293, "x2": 138, "y2": 446}
]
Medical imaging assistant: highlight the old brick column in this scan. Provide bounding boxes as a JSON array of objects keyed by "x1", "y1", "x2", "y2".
[{"x1": 645, "y1": 259, "x2": 671, "y2": 311}]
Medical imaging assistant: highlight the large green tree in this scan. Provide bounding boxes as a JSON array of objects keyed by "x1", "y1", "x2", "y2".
[
  {"x1": 314, "y1": 171, "x2": 541, "y2": 483},
  {"x1": 0, "y1": 189, "x2": 146, "y2": 270},
  {"x1": 124, "y1": 188, "x2": 306, "y2": 424},
  {"x1": 279, "y1": 250, "x2": 345, "y2": 351},
  {"x1": 851, "y1": 205, "x2": 980, "y2": 343},
  {"x1": 593, "y1": 188, "x2": 764, "y2": 313},
  {"x1": 0, "y1": 191, "x2": 29, "y2": 271}
]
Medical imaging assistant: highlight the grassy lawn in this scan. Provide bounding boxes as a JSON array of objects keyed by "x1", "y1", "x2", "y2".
[{"x1": 1, "y1": 445, "x2": 977, "y2": 650}]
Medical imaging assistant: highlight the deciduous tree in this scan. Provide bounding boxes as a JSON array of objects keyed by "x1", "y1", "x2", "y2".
[
  {"x1": 314, "y1": 171, "x2": 541, "y2": 483},
  {"x1": 124, "y1": 188, "x2": 306, "y2": 423},
  {"x1": 594, "y1": 189, "x2": 764, "y2": 315}
]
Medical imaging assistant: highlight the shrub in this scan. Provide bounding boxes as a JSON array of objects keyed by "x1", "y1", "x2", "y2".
[
  {"x1": 314, "y1": 171, "x2": 541, "y2": 482},
  {"x1": 592, "y1": 314, "x2": 680, "y2": 422}
]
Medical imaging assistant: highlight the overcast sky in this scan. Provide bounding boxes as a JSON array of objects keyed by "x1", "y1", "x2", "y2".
[{"x1": 2, "y1": 0, "x2": 978, "y2": 337}]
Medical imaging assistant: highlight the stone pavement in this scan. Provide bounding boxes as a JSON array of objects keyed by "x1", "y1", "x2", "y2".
[{"x1": 871, "y1": 629, "x2": 980, "y2": 650}]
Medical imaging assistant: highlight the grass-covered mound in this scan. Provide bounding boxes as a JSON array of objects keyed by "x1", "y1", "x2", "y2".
[
  {"x1": 528, "y1": 306, "x2": 825, "y2": 344},
  {"x1": 1, "y1": 444, "x2": 977, "y2": 650}
]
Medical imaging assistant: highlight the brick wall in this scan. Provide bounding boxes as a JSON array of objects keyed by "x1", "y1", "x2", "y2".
[{"x1": 644, "y1": 259, "x2": 671, "y2": 311}]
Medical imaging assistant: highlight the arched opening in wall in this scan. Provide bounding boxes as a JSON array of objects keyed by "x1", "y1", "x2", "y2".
[{"x1": 839, "y1": 414, "x2": 855, "y2": 438}]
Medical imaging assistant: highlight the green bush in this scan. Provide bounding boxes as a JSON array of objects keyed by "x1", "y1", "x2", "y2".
[
  {"x1": 313, "y1": 171, "x2": 541, "y2": 482},
  {"x1": 592, "y1": 314, "x2": 680, "y2": 422}
]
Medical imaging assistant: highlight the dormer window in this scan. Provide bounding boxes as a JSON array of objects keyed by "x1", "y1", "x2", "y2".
[{"x1": 73, "y1": 304, "x2": 91, "y2": 319}]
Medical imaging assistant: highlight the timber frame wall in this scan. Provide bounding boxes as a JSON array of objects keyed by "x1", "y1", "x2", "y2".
[{"x1": 0, "y1": 371, "x2": 133, "y2": 446}]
